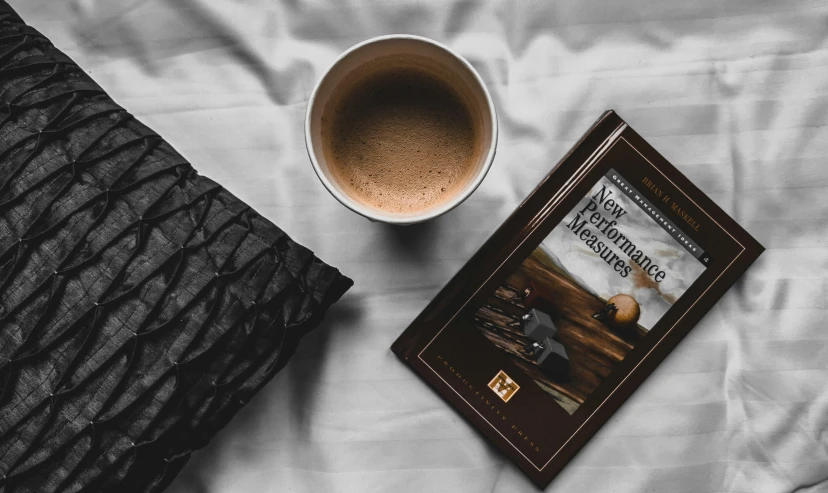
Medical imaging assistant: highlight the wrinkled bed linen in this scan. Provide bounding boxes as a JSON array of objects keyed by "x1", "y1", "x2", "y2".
[{"x1": 11, "y1": 0, "x2": 828, "y2": 492}]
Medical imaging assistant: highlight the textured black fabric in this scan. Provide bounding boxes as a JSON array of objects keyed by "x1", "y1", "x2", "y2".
[{"x1": 0, "y1": 4, "x2": 352, "y2": 492}]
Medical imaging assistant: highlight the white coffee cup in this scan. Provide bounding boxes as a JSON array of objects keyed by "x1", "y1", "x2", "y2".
[{"x1": 305, "y1": 35, "x2": 497, "y2": 225}]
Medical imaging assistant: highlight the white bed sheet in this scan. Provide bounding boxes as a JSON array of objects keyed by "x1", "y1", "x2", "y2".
[{"x1": 12, "y1": 0, "x2": 828, "y2": 491}]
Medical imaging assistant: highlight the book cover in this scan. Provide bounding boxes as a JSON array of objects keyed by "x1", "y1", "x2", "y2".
[{"x1": 391, "y1": 110, "x2": 763, "y2": 488}]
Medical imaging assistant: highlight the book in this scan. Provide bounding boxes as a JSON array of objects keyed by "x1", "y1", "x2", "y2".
[{"x1": 390, "y1": 110, "x2": 764, "y2": 488}]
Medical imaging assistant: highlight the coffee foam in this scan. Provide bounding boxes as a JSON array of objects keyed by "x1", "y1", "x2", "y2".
[{"x1": 321, "y1": 55, "x2": 485, "y2": 215}]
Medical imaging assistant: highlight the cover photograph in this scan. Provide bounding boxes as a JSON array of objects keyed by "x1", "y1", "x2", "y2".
[
  {"x1": 475, "y1": 168, "x2": 709, "y2": 415},
  {"x1": 391, "y1": 111, "x2": 764, "y2": 488}
]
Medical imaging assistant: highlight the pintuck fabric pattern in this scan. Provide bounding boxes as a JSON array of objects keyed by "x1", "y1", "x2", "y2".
[{"x1": 0, "y1": 3, "x2": 352, "y2": 492}]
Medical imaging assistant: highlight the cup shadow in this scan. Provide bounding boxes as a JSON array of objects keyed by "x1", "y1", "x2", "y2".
[{"x1": 380, "y1": 220, "x2": 442, "y2": 261}]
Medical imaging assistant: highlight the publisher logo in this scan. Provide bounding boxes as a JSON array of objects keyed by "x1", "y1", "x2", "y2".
[{"x1": 488, "y1": 370, "x2": 519, "y2": 403}]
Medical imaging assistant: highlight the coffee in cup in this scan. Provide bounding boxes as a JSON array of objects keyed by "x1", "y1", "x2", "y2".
[{"x1": 306, "y1": 35, "x2": 497, "y2": 224}]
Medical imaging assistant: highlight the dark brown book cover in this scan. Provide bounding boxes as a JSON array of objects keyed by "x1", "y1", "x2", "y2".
[{"x1": 390, "y1": 110, "x2": 764, "y2": 488}]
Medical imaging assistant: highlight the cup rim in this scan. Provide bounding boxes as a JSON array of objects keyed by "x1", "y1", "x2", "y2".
[{"x1": 304, "y1": 34, "x2": 498, "y2": 225}]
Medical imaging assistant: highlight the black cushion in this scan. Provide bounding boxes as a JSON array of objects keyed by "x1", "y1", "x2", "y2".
[{"x1": 0, "y1": 3, "x2": 352, "y2": 492}]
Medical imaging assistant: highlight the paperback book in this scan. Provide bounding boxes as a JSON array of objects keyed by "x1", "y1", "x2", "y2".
[{"x1": 391, "y1": 111, "x2": 763, "y2": 488}]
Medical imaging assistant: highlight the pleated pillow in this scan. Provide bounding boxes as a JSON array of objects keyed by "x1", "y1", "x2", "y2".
[{"x1": 0, "y1": 3, "x2": 352, "y2": 492}]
